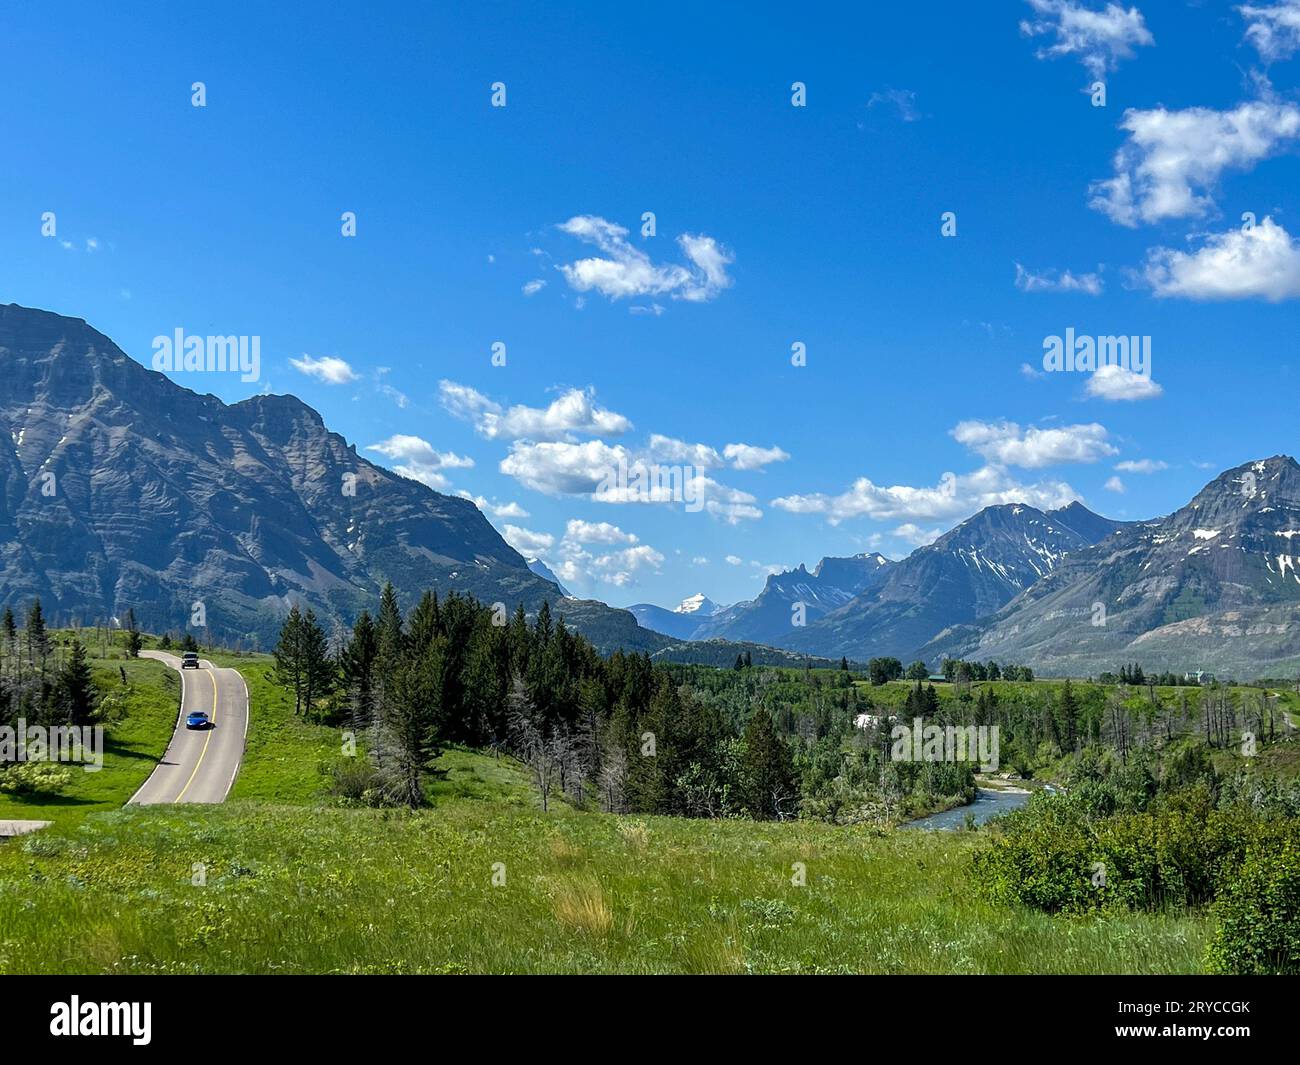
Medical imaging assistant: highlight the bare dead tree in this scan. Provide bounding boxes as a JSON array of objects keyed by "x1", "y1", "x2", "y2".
[
  {"x1": 507, "y1": 675, "x2": 563, "y2": 812},
  {"x1": 598, "y1": 741, "x2": 627, "y2": 813}
]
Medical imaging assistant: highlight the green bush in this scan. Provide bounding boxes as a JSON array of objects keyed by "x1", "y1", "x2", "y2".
[
  {"x1": 0, "y1": 762, "x2": 74, "y2": 796},
  {"x1": 1205, "y1": 839, "x2": 1300, "y2": 975},
  {"x1": 973, "y1": 793, "x2": 1287, "y2": 916}
]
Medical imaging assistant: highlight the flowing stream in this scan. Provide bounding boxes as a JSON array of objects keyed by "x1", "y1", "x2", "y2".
[{"x1": 901, "y1": 788, "x2": 1030, "y2": 831}]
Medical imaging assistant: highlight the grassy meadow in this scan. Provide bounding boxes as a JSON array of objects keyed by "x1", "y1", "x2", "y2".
[
  {"x1": 3, "y1": 638, "x2": 1287, "y2": 975},
  {"x1": 0, "y1": 760, "x2": 1209, "y2": 975}
]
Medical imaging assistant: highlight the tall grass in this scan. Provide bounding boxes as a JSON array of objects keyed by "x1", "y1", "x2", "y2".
[{"x1": 0, "y1": 787, "x2": 1208, "y2": 974}]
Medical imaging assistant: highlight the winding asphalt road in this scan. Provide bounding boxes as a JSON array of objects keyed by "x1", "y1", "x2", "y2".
[{"x1": 128, "y1": 651, "x2": 249, "y2": 805}]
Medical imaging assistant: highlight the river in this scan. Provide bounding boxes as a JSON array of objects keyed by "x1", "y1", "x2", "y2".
[{"x1": 901, "y1": 787, "x2": 1030, "y2": 831}]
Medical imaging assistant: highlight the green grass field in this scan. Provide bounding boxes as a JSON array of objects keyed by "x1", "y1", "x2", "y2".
[
  {"x1": 0, "y1": 652, "x2": 178, "y2": 826},
  {"x1": 4, "y1": 642, "x2": 1274, "y2": 974},
  {"x1": 0, "y1": 753, "x2": 1209, "y2": 975}
]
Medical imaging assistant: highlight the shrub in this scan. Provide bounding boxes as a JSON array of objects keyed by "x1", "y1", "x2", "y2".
[
  {"x1": 1205, "y1": 839, "x2": 1300, "y2": 975},
  {"x1": 320, "y1": 757, "x2": 397, "y2": 807},
  {"x1": 973, "y1": 792, "x2": 1291, "y2": 916},
  {"x1": 0, "y1": 762, "x2": 74, "y2": 796}
]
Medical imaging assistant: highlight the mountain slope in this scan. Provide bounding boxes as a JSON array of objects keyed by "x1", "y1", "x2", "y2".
[
  {"x1": 780, "y1": 503, "x2": 1121, "y2": 661},
  {"x1": 526, "y1": 558, "x2": 571, "y2": 597},
  {"x1": 694, "y1": 552, "x2": 893, "y2": 646},
  {"x1": 923, "y1": 457, "x2": 1300, "y2": 676},
  {"x1": 627, "y1": 592, "x2": 726, "y2": 640},
  {"x1": 0, "y1": 304, "x2": 656, "y2": 651}
]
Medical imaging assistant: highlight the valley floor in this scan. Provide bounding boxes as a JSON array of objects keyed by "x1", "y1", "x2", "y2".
[
  {"x1": 0, "y1": 788, "x2": 1208, "y2": 975},
  {"x1": 0, "y1": 647, "x2": 1255, "y2": 975}
]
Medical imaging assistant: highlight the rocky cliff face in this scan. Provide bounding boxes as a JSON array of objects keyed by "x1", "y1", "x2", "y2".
[
  {"x1": 691, "y1": 553, "x2": 893, "y2": 645},
  {"x1": 779, "y1": 503, "x2": 1124, "y2": 661},
  {"x1": 0, "y1": 304, "x2": 649, "y2": 649},
  {"x1": 921, "y1": 458, "x2": 1300, "y2": 675}
]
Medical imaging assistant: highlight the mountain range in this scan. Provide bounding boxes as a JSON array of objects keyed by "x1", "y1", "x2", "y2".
[
  {"x1": 633, "y1": 505, "x2": 1126, "y2": 661},
  {"x1": 922, "y1": 457, "x2": 1300, "y2": 676},
  {"x1": 778, "y1": 501, "x2": 1129, "y2": 661},
  {"x1": 0, "y1": 303, "x2": 845, "y2": 669},
  {"x1": 6, "y1": 304, "x2": 1300, "y2": 678}
]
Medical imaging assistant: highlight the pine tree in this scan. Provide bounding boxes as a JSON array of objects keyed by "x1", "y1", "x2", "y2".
[
  {"x1": 375, "y1": 582, "x2": 405, "y2": 675},
  {"x1": 25, "y1": 598, "x2": 49, "y2": 673},
  {"x1": 341, "y1": 610, "x2": 378, "y2": 731},
  {"x1": 534, "y1": 600, "x2": 553, "y2": 646},
  {"x1": 1058, "y1": 677, "x2": 1080, "y2": 751},
  {"x1": 381, "y1": 637, "x2": 445, "y2": 806},
  {"x1": 299, "y1": 608, "x2": 335, "y2": 717},
  {"x1": 273, "y1": 606, "x2": 306, "y2": 714},
  {"x1": 741, "y1": 708, "x2": 795, "y2": 820},
  {"x1": 1, "y1": 606, "x2": 16, "y2": 678},
  {"x1": 124, "y1": 608, "x2": 143, "y2": 658},
  {"x1": 60, "y1": 637, "x2": 96, "y2": 725},
  {"x1": 407, "y1": 590, "x2": 440, "y2": 651}
]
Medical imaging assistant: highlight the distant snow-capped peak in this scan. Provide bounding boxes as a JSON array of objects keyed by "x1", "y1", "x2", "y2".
[{"x1": 674, "y1": 592, "x2": 721, "y2": 615}]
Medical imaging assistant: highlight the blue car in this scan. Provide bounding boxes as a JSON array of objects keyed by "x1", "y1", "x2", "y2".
[{"x1": 185, "y1": 711, "x2": 210, "y2": 729}]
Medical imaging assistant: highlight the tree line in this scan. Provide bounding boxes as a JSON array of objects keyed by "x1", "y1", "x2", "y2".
[
  {"x1": 273, "y1": 586, "x2": 798, "y2": 817},
  {"x1": 0, "y1": 599, "x2": 98, "y2": 732}
]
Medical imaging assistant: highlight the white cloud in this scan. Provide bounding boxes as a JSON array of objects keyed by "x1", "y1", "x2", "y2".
[
  {"x1": 723, "y1": 443, "x2": 792, "y2": 470},
  {"x1": 700, "y1": 488, "x2": 763, "y2": 524},
  {"x1": 867, "y1": 87, "x2": 921, "y2": 121},
  {"x1": 1240, "y1": 1, "x2": 1300, "y2": 62},
  {"x1": 893, "y1": 523, "x2": 944, "y2": 547},
  {"x1": 499, "y1": 440, "x2": 761, "y2": 522},
  {"x1": 455, "y1": 491, "x2": 529, "y2": 519},
  {"x1": 377, "y1": 383, "x2": 409, "y2": 408},
  {"x1": 442, "y1": 383, "x2": 763, "y2": 521},
  {"x1": 522, "y1": 279, "x2": 546, "y2": 296},
  {"x1": 1144, "y1": 217, "x2": 1300, "y2": 301},
  {"x1": 772, "y1": 465, "x2": 1081, "y2": 525},
  {"x1": 951, "y1": 420, "x2": 1117, "y2": 467},
  {"x1": 365, "y1": 435, "x2": 474, "y2": 490},
  {"x1": 502, "y1": 524, "x2": 555, "y2": 556},
  {"x1": 1014, "y1": 262, "x2": 1104, "y2": 294},
  {"x1": 439, "y1": 380, "x2": 631, "y2": 441},
  {"x1": 1020, "y1": 362, "x2": 1046, "y2": 379},
  {"x1": 555, "y1": 215, "x2": 733, "y2": 303},
  {"x1": 438, "y1": 380, "x2": 499, "y2": 422},
  {"x1": 1020, "y1": 0, "x2": 1154, "y2": 79},
  {"x1": 1115, "y1": 458, "x2": 1168, "y2": 473},
  {"x1": 500, "y1": 439, "x2": 627, "y2": 495},
  {"x1": 725, "y1": 555, "x2": 744, "y2": 566},
  {"x1": 563, "y1": 519, "x2": 638, "y2": 545},
  {"x1": 647, "y1": 434, "x2": 723, "y2": 468},
  {"x1": 550, "y1": 537, "x2": 664, "y2": 589},
  {"x1": 691, "y1": 556, "x2": 709, "y2": 565},
  {"x1": 1104, "y1": 475, "x2": 1126, "y2": 493},
  {"x1": 1085, "y1": 364, "x2": 1164, "y2": 401},
  {"x1": 1090, "y1": 101, "x2": 1300, "y2": 227},
  {"x1": 290, "y1": 354, "x2": 359, "y2": 384}
]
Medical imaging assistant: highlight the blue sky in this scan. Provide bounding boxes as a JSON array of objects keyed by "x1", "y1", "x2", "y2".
[{"x1": 4, "y1": 0, "x2": 1300, "y2": 609}]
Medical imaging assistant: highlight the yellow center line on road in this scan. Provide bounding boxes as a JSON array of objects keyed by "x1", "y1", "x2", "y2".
[{"x1": 174, "y1": 665, "x2": 218, "y2": 802}]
